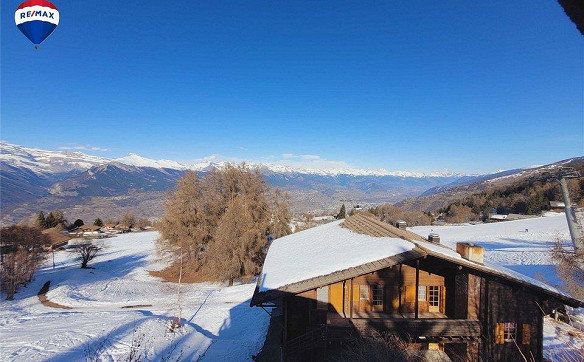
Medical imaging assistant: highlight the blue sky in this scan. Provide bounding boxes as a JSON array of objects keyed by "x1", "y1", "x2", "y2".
[{"x1": 1, "y1": 1, "x2": 582, "y2": 173}]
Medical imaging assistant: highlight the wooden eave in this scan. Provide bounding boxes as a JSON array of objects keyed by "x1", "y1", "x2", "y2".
[{"x1": 251, "y1": 248, "x2": 425, "y2": 306}]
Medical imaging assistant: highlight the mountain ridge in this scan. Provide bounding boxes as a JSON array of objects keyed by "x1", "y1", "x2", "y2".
[
  {"x1": 0, "y1": 141, "x2": 469, "y2": 178},
  {"x1": 3, "y1": 141, "x2": 577, "y2": 226}
]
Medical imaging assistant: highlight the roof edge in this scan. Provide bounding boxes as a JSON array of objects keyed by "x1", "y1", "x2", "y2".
[{"x1": 251, "y1": 249, "x2": 425, "y2": 306}]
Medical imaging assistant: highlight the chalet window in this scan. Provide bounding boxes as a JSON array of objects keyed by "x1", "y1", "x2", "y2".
[
  {"x1": 503, "y1": 322, "x2": 516, "y2": 342},
  {"x1": 428, "y1": 286, "x2": 440, "y2": 307},
  {"x1": 522, "y1": 324, "x2": 531, "y2": 345},
  {"x1": 417, "y1": 286, "x2": 426, "y2": 301},
  {"x1": 371, "y1": 284, "x2": 383, "y2": 306},
  {"x1": 316, "y1": 287, "x2": 328, "y2": 310},
  {"x1": 359, "y1": 285, "x2": 369, "y2": 301}
]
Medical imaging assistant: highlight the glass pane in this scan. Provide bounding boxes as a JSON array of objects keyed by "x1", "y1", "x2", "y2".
[
  {"x1": 316, "y1": 287, "x2": 328, "y2": 309},
  {"x1": 418, "y1": 286, "x2": 426, "y2": 301},
  {"x1": 428, "y1": 286, "x2": 440, "y2": 306},
  {"x1": 372, "y1": 284, "x2": 383, "y2": 306},
  {"x1": 359, "y1": 285, "x2": 369, "y2": 300}
]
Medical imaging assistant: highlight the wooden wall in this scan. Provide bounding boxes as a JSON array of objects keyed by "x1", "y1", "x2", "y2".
[
  {"x1": 282, "y1": 265, "x2": 546, "y2": 361},
  {"x1": 480, "y1": 279, "x2": 543, "y2": 361},
  {"x1": 325, "y1": 264, "x2": 447, "y2": 316}
]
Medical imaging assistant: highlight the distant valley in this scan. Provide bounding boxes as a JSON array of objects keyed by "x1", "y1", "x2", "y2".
[{"x1": 1, "y1": 141, "x2": 579, "y2": 225}]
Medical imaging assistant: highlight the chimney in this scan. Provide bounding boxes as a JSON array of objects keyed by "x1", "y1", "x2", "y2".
[
  {"x1": 428, "y1": 233, "x2": 440, "y2": 244},
  {"x1": 395, "y1": 220, "x2": 407, "y2": 230},
  {"x1": 456, "y1": 242, "x2": 484, "y2": 264}
]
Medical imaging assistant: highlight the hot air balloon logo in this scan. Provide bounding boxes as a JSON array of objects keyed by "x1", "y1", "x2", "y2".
[{"x1": 15, "y1": 0, "x2": 60, "y2": 48}]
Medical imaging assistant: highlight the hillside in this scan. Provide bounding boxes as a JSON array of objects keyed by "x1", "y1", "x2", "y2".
[
  {"x1": 398, "y1": 157, "x2": 584, "y2": 218},
  {"x1": 2, "y1": 141, "x2": 581, "y2": 225}
]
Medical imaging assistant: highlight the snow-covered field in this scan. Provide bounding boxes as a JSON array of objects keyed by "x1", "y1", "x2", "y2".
[
  {"x1": 411, "y1": 213, "x2": 572, "y2": 289},
  {"x1": 0, "y1": 232, "x2": 269, "y2": 361},
  {"x1": 412, "y1": 213, "x2": 584, "y2": 358},
  {"x1": 1, "y1": 214, "x2": 582, "y2": 361}
]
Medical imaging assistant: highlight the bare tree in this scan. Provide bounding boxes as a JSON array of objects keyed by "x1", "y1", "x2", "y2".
[
  {"x1": 552, "y1": 237, "x2": 584, "y2": 301},
  {"x1": 158, "y1": 164, "x2": 292, "y2": 283},
  {"x1": 71, "y1": 241, "x2": 104, "y2": 268},
  {"x1": 121, "y1": 212, "x2": 137, "y2": 229},
  {"x1": 0, "y1": 226, "x2": 51, "y2": 299}
]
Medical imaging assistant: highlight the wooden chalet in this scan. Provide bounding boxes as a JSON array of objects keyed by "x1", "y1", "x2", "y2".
[{"x1": 251, "y1": 213, "x2": 584, "y2": 361}]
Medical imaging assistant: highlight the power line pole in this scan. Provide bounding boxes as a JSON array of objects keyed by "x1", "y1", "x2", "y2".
[{"x1": 557, "y1": 168, "x2": 583, "y2": 254}]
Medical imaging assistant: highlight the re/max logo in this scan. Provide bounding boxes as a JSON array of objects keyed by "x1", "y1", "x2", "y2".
[{"x1": 19, "y1": 10, "x2": 55, "y2": 19}]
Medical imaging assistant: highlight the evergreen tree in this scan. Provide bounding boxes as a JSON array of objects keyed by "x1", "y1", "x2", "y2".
[
  {"x1": 35, "y1": 211, "x2": 47, "y2": 229},
  {"x1": 44, "y1": 210, "x2": 66, "y2": 229},
  {"x1": 336, "y1": 204, "x2": 346, "y2": 219},
  {"x1": 94, "y1": 218, "x2": 103, "y2": 227}
]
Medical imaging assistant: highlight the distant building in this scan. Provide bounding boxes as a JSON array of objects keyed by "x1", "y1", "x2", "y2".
[
  {"x1": 549, "y1": 201, "x2": 565, "y2": 212},
  {"x1": 506, "y1": 214, "x2": 537, "y2": 221},
  {"x1": 395, "y1": 220, "x2": 407, "y2": 229},
  {"x1": 488, "y1": 214, "x2": 508, "y2": 222},
  {"x1": 313, "y1": 215, "x2": 335, "y2": 222}
]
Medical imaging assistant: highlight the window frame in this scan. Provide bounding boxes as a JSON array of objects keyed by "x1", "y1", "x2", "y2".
[
  {"x1": 417, "y1": 285, "x2": 427, "y2": 301},
  {"x1": 503, "y1": 322, "x2": 516, "y2": 342},
  {"x1": 359, "y1": 284, "x2": 369, "y2": 302},
  {"x1": 371, "y1": 284, "x2": 383, "y2": 306},
  {"x1": 428, "y1": 285, "x2": 440, "y2": 307}
]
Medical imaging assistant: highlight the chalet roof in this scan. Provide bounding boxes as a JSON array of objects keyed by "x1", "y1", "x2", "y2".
[
  {"x1": 257, "y1": 217, "x2": 417, "y2": 293},
  {"x1": 558, "y1": 0, "x2": 584, "y2": 35},
  {"x1": 252, "y1": 213, "x2": 584, "y2": 308}
]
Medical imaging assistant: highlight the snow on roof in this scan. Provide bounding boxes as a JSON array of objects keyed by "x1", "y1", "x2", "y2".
[
  {"x1": 405, "y1": 233, "x2": 579, "y2": 305},
  {"x1": 258, "y1": 220, "x2": 415, "y2": 292}
]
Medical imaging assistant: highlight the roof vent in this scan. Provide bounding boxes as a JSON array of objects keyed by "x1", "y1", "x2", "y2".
[
  {"x1": 456, "y1": 242, "x2": 484, "y2": 264},
  {"x1": 395, "y1": 220, "x2": 407, "y2": 230},
  {"x1": 428, "y1": 233, "x2": 440, "y2": 244}
]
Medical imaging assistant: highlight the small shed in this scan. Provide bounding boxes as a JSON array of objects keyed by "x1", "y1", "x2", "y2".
[
  {"x1": 549, "y1": 201, "x2": 565, "y2": 212},
  {"x1": 489, "y1": 214, "x2": 508, "y2": 222}
]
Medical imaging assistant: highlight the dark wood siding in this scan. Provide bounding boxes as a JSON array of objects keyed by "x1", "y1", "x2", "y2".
[{"x1": 481, "y1": 279, "x2": 543, "y2": 361}]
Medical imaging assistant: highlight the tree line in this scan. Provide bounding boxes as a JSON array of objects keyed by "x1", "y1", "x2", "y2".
[
  {"x1": 32, "y1": 210, "x2": 151, "y2": 231},
  {"x1": 439, "y1": 177, "x2": 584, "y2": 223}
]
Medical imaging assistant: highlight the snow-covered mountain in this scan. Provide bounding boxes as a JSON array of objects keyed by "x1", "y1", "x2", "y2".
[
  {"x1": 0, "y1": 141, "x2": 463, "y2": 178},
  {"x1": 0, "y1": 141, "x2": 107, "y2": 176},
  {"x1": 0, "y1": 141, "x2": 496, "y2": 224},
  {"x1": 114, "y1": 154, "x2": 188, "y2": 170}
]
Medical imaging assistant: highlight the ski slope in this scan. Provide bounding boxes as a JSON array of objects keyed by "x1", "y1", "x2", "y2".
[{"x1": 0, "y1": 231, "x2": 269, "y2": 361}]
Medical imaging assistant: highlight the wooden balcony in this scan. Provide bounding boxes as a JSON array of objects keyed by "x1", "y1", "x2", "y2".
[{"x1": 328, "y1": 315, "x2": 481, "y2": 340}]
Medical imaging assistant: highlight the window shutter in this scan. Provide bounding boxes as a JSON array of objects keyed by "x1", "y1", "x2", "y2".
[
  {"x1": 522, "y1": 324, "x2": 531, "y2": 345},
  {"x1": 352, "y1": 283, "x2": 360, "y2": 303},
  {"x1": 439, "y1": 286, "x2": 446, "y2": 314},
  {"x1": 495, "y1": 323, "x2": 504, "y2": 344}
]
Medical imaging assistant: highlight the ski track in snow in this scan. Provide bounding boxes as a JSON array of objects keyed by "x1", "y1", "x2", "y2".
[{"x1": 0, "y1": 231, "x2": 269, "y2": 361}]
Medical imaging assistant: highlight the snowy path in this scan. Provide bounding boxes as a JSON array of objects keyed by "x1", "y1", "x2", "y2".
[{"x1": 0, "y1": 231, "x2": 269, "y2": 361}]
